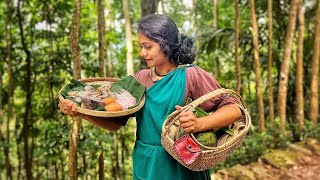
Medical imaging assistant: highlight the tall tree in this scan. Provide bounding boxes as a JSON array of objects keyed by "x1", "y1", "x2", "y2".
[
  {"x1": 123, "y1": 0, "x2": 134, "y2": 75},
  {"x1": 158, "y1": 0, "x2": 164, "y2": 14},
  {"x1": 212, "y1": 0, "x2": 220, "y2": 78},
  {"x1": 98, "y1": 0, "x2": 106, "y2": 77},
  {"x1": 98, "y1": 151, "x2": 104, "y2": 180},
  {"x1": 5, "y1": 0, "x2": 13, "y2": 179},
  {"x1": 105, "y1": 0, "x2": 114, "y2": 77},
  {"x1": 277, "y1": 0, "x2": 301, "y2": 129},
  {"x1": 140, "y1": 0, "x2": 159, "y2": 69},
  {"x1": 111, "y1": 133, "x2": 120, "y2": 180},
  {"x1": 310, "y1": 0, "x2": 320, "y2": 125},
  {"x1": 234, "y1": 0, "x2": 241, "y2": 93},
  {"x1": 213, "y1": 0, "x2": 218, "y2": 29},
  {"x1": 267, "y1": 0, "x2": 274, "y2": 123},
  {"x1": 192, "y1": 0, "x2": 199, "y2": 54},
  {"x1": 249, "y1": 0, "x2": 265, "y2": 131},
  {"x1": 17, "y1": 0, "x2": 33, "y2": 179},
  {"x1": 69, "y1": 0, "x2": 82, "y2": 179},
  {"x1": 296, "y1": 5, "x2": 305, "y2": 131},
  {"x1": 141, "y1": 0, "x2": 159, "y2": 17}
]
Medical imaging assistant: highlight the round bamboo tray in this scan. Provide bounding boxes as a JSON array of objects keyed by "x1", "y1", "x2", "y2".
[{"x1": 59, "y1": 77, "x2": 145, "y2": 117}]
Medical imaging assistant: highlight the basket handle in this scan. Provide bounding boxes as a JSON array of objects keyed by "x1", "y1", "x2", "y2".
[{"x1": 163, "y1": 88, "x2": 228, "y2": 136}]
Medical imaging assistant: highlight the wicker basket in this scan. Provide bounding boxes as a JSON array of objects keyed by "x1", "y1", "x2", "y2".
[
  {"x1": 59, "y1": 77, "x2": 145, "y2": 117},
  {"x1": 161, "y1": 88, "x2": 251, "y2": 171}
]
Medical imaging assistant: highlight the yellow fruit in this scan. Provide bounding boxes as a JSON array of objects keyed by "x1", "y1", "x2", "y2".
[
  {"x1": 105, "y1": 102, "x2": 122, "y2": 111},
  {"x1": 103, "y1": 97, "x2": 116, "y2": 105}
]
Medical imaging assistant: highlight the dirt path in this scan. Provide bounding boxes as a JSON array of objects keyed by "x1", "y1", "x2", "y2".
[{"x1": 211, "y1": 138, "x2": 320, "y2": 180}]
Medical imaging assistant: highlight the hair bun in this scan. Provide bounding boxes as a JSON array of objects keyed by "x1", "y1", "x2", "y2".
[{"x1": 171, "y1": 33, "x2": 196, "y2": 64}]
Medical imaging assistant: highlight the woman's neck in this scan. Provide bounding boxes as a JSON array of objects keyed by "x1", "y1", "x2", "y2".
[{"x1": 154, "y1": 64, "x2": 177, "y2": 76}]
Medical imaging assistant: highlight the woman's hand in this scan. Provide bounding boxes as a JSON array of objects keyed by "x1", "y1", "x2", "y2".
[
  {"x1": 58, "y1": 99, "x2": 129, "y2": 131},
  {"x1": 58, "y1": 99, "x2": 78, "y2": 116},
  {"x1": 175, "y1": 105, "x2": 203, "y2": 133}
]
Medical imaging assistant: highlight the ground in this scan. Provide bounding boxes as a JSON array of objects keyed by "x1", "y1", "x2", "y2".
[{"x1": 210, "y1": 138, "x2": 320, "y2": 180}]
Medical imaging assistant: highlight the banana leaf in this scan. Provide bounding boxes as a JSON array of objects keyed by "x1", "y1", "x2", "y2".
[
  {"x1": 60, "y1": 76, "x2": 146, "y2": 110},
  {"x1": 110, "y1": 75, "x2": 146, "y2": 108},
  {"x1": 60, "y1": 79, "x2": 87, "y2": 105}
]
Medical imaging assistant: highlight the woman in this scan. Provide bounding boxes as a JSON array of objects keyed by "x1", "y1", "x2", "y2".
[{"x1": 59, "y1": 14, "x2": 241, "y2": 180}]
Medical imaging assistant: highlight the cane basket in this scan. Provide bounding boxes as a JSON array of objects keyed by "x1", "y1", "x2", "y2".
[
  {"x1": 161, "y1": 88, "x2": 251, "y2": 171},
  {"x1": 59, "y1": 77, "x2": 145, "y2": 117}
]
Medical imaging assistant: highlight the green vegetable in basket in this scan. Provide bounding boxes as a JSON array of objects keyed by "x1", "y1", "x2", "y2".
[
  {"x1": 194, "y1": 130, "x2": 217, "y2": 147},
  {"x1": 186, "y1": 98, "x2": 234, "y2": 147}
]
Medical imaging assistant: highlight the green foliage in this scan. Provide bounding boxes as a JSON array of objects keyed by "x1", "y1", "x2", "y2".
[
  {"x1": 211, "y1": 119, "x2": 294, "y2": 172},
  {"x1": 0, "y1": 0, "x2": 319, "y2": 179},
  {"x1": 298, "y1": 120, "x2": 320, "y2": 141}
]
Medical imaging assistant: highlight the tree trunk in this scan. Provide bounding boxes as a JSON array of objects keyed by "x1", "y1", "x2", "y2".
[
  {"x1": 5, "y1": 0, "x2": 13, "y2": 178},
  {"x1": 15, "y1": 110, "x2": 22, "y2": 180},
  {"x1": 121, "y1": 140, "x2": 126, "y2": 179},
  {"x1": 267, "y1": 0, "x2": 274, "y2": 123},
  {"x1": 234, "y1": 0, "x2": 241, "y2": 93},
  {"x1": 140, "y1": 0, "x2": 159, "y2": 69},
  {"x1": 123, "y1": 0, "x2": 134, "y2": 75},
  {"x1": 98, "y1": 151, "x2": 104, "y2": 180},
  {"x1": 71, "y1": 0, "x2": 82, "y2": 80},
  {"x1": 69, "y1": 0, "x2": 82, "y2": 179},
  {"x1": 112, "y1": 133, "x2": 120, "y2": 180},
  {"x1": 212, "y1": 0, "x2": 220, "y2": 78},
  {"x1": 213, "y1": 0, "x2": 218, "y2": 29},
  {"x1": 98, "y1": 0, "x2": 106, "y2": 77},
  {"x1": 17, "y1": 0, "x2": 33, "y2": 179},
  {"x1": 158, "y1": 0, "x2": 164, "y2": 14},
  {"x1": 82, "y1": 153, "x2": 87, "y2": 178},
  {"x1": 310, "y1": 0, "x2": 320, "y2": 125},
  {"x1": 54, "y1": 162, "x2": 59, "y2": 180},
  {"x1": 277, "y1": 0, "x2": 300, "y2": 130},
  {"x1": 192, "y1": 0, "x2": 199, "y2": 56},
  {"x1": 296, "y1": 6, "x2": 305, "y2": 131},
  {"x1": 141, "y1": 0, "x2": 159, "y2": 17},
  {"x1": 0, "y1": 59, "x2": 2, "y2": 119},
  {"x1": 249, "y1": 0, "x2": 265, "y2": 131},
  {"x1": 105, "y1": 1, "x2": 114, "y2": 77}
]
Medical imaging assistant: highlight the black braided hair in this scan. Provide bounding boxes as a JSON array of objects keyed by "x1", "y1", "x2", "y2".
[{"x1": 137, "y1": 14, "x2": 196, "y2": 65}]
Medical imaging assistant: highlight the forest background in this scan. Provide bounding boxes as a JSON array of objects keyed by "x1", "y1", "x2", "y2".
[{"x1": 0, "y1": 0, "x2": 319, "y2": 179}]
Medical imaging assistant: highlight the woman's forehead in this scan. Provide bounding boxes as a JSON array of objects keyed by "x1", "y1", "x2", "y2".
[{"x1": 138, "y1": 32, "x2": 154, "y2": 44}]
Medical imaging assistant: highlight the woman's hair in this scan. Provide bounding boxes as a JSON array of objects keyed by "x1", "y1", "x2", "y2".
[{"x1": 137, "y1": 14, "x2": 196, "y2": 65}]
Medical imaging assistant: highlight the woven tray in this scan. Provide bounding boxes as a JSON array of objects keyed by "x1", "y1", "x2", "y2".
[{"x1": 59, "y1": 77, "x2": 145, "y2": 117}]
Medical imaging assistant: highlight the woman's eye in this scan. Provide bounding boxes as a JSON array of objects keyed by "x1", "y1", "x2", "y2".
[{"x1": 145, "y1": 46, "x2": 151, "y2": 50}]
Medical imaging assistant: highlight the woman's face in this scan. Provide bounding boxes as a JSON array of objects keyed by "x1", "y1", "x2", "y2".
[{"x1": 138, "y1": 32, "x2": 170, "y2": 67}]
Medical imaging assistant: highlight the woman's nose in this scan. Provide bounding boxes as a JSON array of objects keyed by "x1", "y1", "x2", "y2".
[{"x1": 140, "y1": 49, "x2": 147, "y2": 58}]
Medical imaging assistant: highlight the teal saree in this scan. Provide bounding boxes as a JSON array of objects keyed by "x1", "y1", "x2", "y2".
[{"x1": 133, "y1": 66, "x2": 210, "y2": 180}]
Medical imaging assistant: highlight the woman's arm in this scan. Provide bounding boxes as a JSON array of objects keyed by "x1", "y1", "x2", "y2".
[
  {"x1": 78, "y1": 114, "x2": 130, "y2": 131},
  {"x1": 179, "y1": 67, "x2": 242, "y2": 133},
  {"x1": 176, "y1": 103, "x2": 241, "y2": 133},
  {"x1": 59, "y1": 99, "x2": 130, "y2": 131}
]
